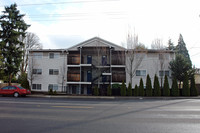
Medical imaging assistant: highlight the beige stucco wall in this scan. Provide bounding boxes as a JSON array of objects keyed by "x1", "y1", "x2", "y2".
[
  {"x1": 126, "y1": 51, "x2": 175, "y2": 88},
  {"x1": 28, "y1": 51, "x2": 67, "y2": 92}
]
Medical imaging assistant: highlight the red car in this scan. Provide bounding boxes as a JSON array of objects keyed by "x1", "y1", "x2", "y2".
[{"x1": 0, "y1": 85, "x2": 31, "y2": 97}]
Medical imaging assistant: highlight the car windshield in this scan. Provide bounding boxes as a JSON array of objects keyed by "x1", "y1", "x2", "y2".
[{"x1": 17, "y1": 86, "x2": 25, "y2": 89}]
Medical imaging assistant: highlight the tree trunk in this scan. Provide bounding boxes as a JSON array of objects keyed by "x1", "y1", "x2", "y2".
[{"x1": 8, "y1": 74, "x2": 12, "y2": 86}]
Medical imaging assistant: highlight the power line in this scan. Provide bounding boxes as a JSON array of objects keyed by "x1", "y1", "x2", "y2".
[
  {"x1": 0, "y1": 0, "x2": 119, "y2": 7},
  {"x1": 27, "y1": 12, "x2": 126, "y2": 18},
  {"x1": 24, "y1": 11, "x2": 128, "y2": 21}
]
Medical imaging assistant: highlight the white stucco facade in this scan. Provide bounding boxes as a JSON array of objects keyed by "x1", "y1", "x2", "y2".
[
  {"x1": 126, "y1": 50, "x2": 175, "y2": 88},
  {"x1": 28, "y1": 37, "x2": 175, "y2": 94},
  {"x1": 28, "y1": 50, "x2": 68, "y2": 92}
]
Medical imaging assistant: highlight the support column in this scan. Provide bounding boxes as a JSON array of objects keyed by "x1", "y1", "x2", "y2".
[{"x1": 110, "y1": 47, "x2": 112, "y2": 88}]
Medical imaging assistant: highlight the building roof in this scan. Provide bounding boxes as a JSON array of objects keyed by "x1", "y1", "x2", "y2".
[
  {"x1": 29, "y1": 49, "x2": 67, "y2": 52},
  {"x1": 67, "y1": 37, "x2": 125, "y2": 51},
  {"x1": 29, "y1": 37, "x2": 175, "y2": 54}
]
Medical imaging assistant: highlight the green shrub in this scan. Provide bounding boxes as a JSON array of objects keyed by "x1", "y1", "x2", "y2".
[
  {"x1": 146, "y1": 74, "x2": 152, "y2": 96},
  {"x1": 190, "y1": 75, "x2": 198, "y2": 96},
  {"x1": 48, "y1": 88, "x2": 53, "y2": 95},
  {"x1": 53, "y1": 90, "x2": 57, "y2": 95},
  {"x1": 107, "y1": 85, "x2": 112, "y2": 96},
  {"x1": 127, "y1": 83, "x2": 132, "y2": 96},
  {"x1": 120, "y1": 81, "x2": 126, "y2": 96},
  {"x1": 19, "y1": 73, "x2": 30, "y2": 89},
  {"x1": 94, "y1": 86, "x2": 99, "y2": 96},
  {"x1": 171, "y1": 77, "x2": 179, "y2": 96},
  {"x1": 153, "y1": 75, "x2": 161, "y2": 96},
  {"x1": 139, "y1": 78, "x2": 144, "y2": 96},
  {"x1": 134, "y1": 85, "x2": 139, "y2": 96},
  {"x1": 163, "y1": 75, "x2": 170, "y2": 96},
  {"x1": 112, "y1": 84, "x2": 120, "y2": 89},
  {"x1": 182, "y1": 73, "x2": 190, "y2": 96}
]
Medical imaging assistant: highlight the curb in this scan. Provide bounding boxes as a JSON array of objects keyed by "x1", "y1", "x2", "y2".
[{"x1": 27, "y1": 94, "x2": 200, "y2": 100}]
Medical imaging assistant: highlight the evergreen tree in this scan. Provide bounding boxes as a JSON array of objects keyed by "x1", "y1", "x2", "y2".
[
  {"x1": 94, "y1": 86, "x2": 99, "y2": 96},
  {"x1": 121, "y1": 81, "x2": 126, "y2": 96},
  {"x1": 134, "y1": 84, "x2": 139, "y2": 96},
  {"x1": 0, "y1": 3, "x2": 29, "y2": 85},
  {"x1": 163, "y1": 75, "x2": 170, "y2": 96},
  {"x1": 190, "y1": 75, "x2": 198, "y2": 96},
  {"x1": 171, "y1": 77, "x2": 179, "y2": 96},
  {"x1": 146, "y1": 74, "x2": 152, "y2": 96},
  {"x1": 153, "y1": 75, "x2": 161, "y2": 96},
  {"x1": 139, "y1": 78, "x2": 144, "y2": 96},
  {"x1": 176, "y1": 34, "x2": 192, "y2": 67},
  {"x1": 168, "y1": 39, "x2": 175, "y2": 50},
  {"x1": 107, "y1": 85, "x2": 112, "y2": 96},
  {"x1": 19, "y1": 73, "x2": 30, "y2": 89},
  {"x1": 182, "y1": 73, "x2": 190, "y2": 96},
  {"x1": 0, "y1": 50, "x2": 4, "y2": 79},
  {"x1": 127, "y1": 83, "x2": 132, "y2": 96},
  {"x1": 169, "y1": 54, "x2": 191, "y2": 86}
]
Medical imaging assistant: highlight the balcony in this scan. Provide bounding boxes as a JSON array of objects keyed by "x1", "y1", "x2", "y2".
[
  {"x1": 67, "y1": 55, "x2": 80, "y2": 65},
  {"x1": 112, "y1": 57, "x2": 125, "y2": 65},
  {"x1": 112, "y1": 73, "x2": 126, "y2": 82},
  {"x1": 67, "y1": 73, "x2": 80, "y2": 82}
]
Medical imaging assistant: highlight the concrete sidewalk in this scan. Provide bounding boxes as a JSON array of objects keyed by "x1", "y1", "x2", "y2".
[{"x1": 27, "y1": 94, "x2": 200, "y2": 100}]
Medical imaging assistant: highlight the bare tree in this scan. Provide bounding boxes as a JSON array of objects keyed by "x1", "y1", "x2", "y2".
[
  {"x1": 126, "y1": 33, "x2": 146, "y2": 86},
  {"x1": 158, "y1": 51, "x2": 168, "y2": 88},
  {"x1": 151, "y1": 38, "x2": 164, "y2": 49},
  {"x1": 151, "y1": 38, "x2": 168, "y2": 88},
  {"x1": 20, "y1": 32, "x2": 42, "y2": 73},
  {"x1": 92, "y1": 40, "x2": 108, "y2": 89},
  {"x1": 27, "y1": 55, "x2": 36, "y2": 90},
  {"x1": 59, "y1": 51, "x2": 67, "y2": 92}
]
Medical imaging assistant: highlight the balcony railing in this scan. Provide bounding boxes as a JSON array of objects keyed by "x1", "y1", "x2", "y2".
[
  {"x1": 112, "y1": 58, "x2": 125, "y2": 65},
  {"x1": 112, "y1": 73, "x2": 126, "y2": 82},
  {"x1": 67, "y1": 56, "x2": 80, "y2": 65},
  {"x1": 67, "y1": 73, "x2": 80, "y2": 82}
]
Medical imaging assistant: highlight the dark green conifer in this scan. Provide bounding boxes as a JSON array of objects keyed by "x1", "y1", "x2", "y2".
[
  {"x1": 153, "y1": 75, "x2": 161, "y2": 96},
  {"x1": 139, "y1": 78, "x2": 144, "y2": 96},
  {"x1": 163, "y1": 75, "x2": 170, "y2": 96},
  {"x1": 0, "y1": 3, "x2": 29, "y2": 85},
  {"x1": 146, "y1": 74, "x2": 152, "y2": 96},
  {"x1": 182, "y1": 73, "x2": 190, "y2": 96},
  {"x1": 171, "y1": 77, "x2": 179, "y2": 96},
  {"x1": 190, "y1": 75, "x2": 198, "y2": 96},
  {"x1": 127, "y1": 83, "x2": 132, "y2": 96}
]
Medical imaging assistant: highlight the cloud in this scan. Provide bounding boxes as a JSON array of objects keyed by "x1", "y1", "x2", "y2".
[{"x1": 1, "y1": 0, "x2": 200, "y2": 67}]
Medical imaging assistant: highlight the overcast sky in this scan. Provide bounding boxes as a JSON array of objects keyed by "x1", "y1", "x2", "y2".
[{"x1": 1, "y1": 0, "x2": 200, "y2": 67}]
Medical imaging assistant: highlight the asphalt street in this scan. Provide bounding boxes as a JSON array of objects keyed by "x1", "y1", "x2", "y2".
[{"x1": 0, "y1": 97, "x2": 200, "y2": 133}]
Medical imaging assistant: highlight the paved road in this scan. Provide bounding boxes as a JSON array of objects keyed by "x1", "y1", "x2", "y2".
[{"x1": 0, "y1": 97, "x2": 200, "y2": 133}]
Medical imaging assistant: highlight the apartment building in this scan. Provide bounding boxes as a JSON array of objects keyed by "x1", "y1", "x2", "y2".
[
  {"x1": 28, "y1": 37, "x2": 175, "y2": 94},
  {"x1": 28, "y1": 49, "x2": 68, "y2": 92}
]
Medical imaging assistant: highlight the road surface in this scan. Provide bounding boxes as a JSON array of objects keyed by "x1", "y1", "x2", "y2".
[{"x1": 0, "y1": 97, "x2": 200, "y2": 133}]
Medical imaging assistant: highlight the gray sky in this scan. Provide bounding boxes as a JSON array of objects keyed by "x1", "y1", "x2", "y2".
[{"x1": 1, "y1": 0, "x2": 200, "y2": 67}]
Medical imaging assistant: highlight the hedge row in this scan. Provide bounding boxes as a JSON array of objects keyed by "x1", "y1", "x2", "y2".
[{"x1": 92, "y1": 74, "x2": 198, "y2": 96}]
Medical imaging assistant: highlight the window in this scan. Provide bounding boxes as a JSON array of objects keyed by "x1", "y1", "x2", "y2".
[
  {"x1": 49, "y1": 53, "x2": 59, "y2": 59},
  {"x1": 9, "y1": 86, "x2": 17, "y2": 90},
  {"x1": 33, "y1": 69, "x2": 42, "y2": 74},
  {"x1": 136, "y1": 70, "x2": 146, "y2": 76},
  {"x1": 87, "y1": 55, "x2": 92, "y2": 64},
  {"x1": 33, "y1": 53, "x2": 43, "y2": 58},
  {"x1": 49, "y1": 69, "x2": 59, "y2": 75},
  {"x1": 32, "y1": 84, "x2": 41, "y2": 90},
  {"x1": 102, "y1": 55, "x2": 107, "y2": 66},
  {"x1": 17, "y1": 86, "x2": 25, "y2": 89},
  {"x1": 1, "y1": 86, "x2": 9, "y2": 90},
  {"x1": 159, "y1": 70, "x2": 170, "y2": 76},
  {"x1": 48, "y1": 84, "x2": 58, "y2": 91}
]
